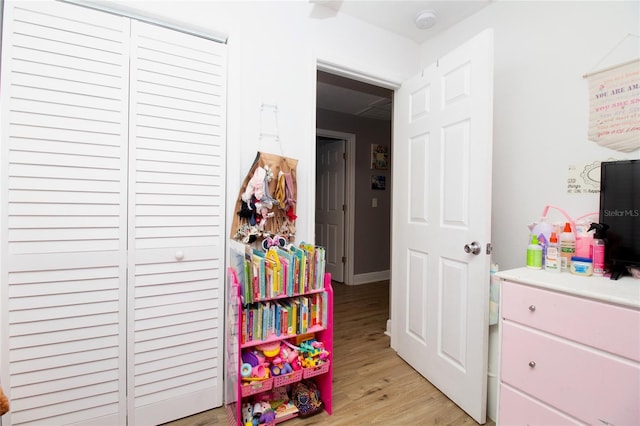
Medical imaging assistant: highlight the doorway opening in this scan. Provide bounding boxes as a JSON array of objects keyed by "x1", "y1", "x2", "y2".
[{"x1": 315, "y1": 70, "x2": 393, "y2": 286}]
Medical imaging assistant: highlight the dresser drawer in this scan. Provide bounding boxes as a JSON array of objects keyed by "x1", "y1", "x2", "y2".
[
  {"x1": 499, "y1": 383, "x2": 582, "y2": 425},
  {"x1": 501, "y1": 321, "x2": 640, "y2": 425},
  {"x1": 501, "y1": 281, "x2": 640, "y2": 361}
]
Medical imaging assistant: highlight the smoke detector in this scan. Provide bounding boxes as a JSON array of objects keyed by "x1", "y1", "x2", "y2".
[{"x1": 415, "y1": 10, "x2": 437, "y2": 30}]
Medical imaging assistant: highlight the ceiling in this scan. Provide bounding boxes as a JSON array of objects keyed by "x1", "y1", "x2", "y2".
[
  {"x1": 313, "y1": 0, "x2": 491, "y2": 44},
  {"x1": 314, "y1": 0, "x2": 492, "y2": 121}
]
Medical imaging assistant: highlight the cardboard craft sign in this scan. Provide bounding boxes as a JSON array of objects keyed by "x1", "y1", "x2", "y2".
[{"x1": 231, "y1": 151, "x2": 298, "y2": 243}]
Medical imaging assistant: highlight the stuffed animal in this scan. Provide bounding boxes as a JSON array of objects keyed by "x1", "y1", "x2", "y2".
[
  {"x1": 0, "y1": 385, "x2": 10, "y2": 416},
  {"x1": 259, "y1": 404, "x2": 276, "y2": 424},
  {"x1": 280, "y1": 344, "x2": 302, "y2": 371},
  {"x1": 241, "y1": 402, "x2": 253, "y2": 425}
]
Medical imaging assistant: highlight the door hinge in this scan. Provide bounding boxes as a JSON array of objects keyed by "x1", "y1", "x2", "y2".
[
  {"x1": 343, "y1": 152, "x2": 346, "y2": 160},
  {"x1": 486, "y1": 243, "x2": 493, "y2": 255},
  {"x1": 342, "y1": 204, "x2": 346, "y2": 212},
  {"x1": 342, "y1": 256, "x2": 346, "y2": 263}
]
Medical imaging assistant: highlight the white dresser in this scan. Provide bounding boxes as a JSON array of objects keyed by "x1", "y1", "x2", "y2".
[{"x1": 495, "y1": 268, "x2": 640, "y2": 425}]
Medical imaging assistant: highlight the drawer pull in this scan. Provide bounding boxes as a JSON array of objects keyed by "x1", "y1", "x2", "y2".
[
  {"x1": 528, "y1": 305, "x2": 536, "y2": 312},
  {"x1": 528, "y1": 361, "x2": 536, "y2": 368}
]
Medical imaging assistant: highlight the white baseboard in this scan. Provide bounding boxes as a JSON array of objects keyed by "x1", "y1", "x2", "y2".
[{"x1": 350, "y1": 270, "x2": 390, "y2": 285}]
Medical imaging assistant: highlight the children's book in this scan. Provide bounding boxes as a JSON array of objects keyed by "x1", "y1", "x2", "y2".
[
  {"x1": 252, "y1": 249, "x2": 266, "y2": 300},
  {"x1": 266, "y1": 247, "x2": 282, "y2": 297},
  {"x1": 299, "y1": 297, "x2": 308, "y2": 334},
  {"x1": 289, "y1": 245, "x2": 306, "y2": 295},
  {"x1": 315, "y1": 246, "x2": 326, "y2": 290},
  {"x1": 281, "y1": 300, "x2": 293, "y2": 335},
  {"x1": 291, "y1": 299, "x2": 299, "y2": 335},
  {"x1": 275, "y1": 401, "x2": 299, "y2": 419},
  {"x1": 299, "y1": 242, "x2": 315, "y2": 293},
  {"x1": 321, "y1": 291, "x2": 328, "y2": 327},
  {"x1": 276, "y1": 246, "x2": 294, "y2": 295}
]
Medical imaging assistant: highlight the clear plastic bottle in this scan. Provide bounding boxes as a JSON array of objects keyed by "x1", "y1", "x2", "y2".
[
  {"x1": 588, "y1": 223, "x2": 609, "y2": 276},
  {"x1": 526, "y1": 234, "x2": 543, "y2": 269},
  {"x1": 560, "y1": 222, "x2": 575, "y2": 271},
  {"x1": 545, "y1": 231, "x2": 561, "y2": 273}
]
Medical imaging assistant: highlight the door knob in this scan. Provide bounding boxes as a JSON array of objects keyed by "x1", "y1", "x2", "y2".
[{"x1": 464, "y1": 241, "x2": 481, "y2": 255}]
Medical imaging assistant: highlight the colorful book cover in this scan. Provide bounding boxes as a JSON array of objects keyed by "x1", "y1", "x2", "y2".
[
  {"x1": 275, "y1": 247, "x2": 294, "y2": 295},
  {"x1": 274, "y1": 302, "x2": 281, "y2": 336},
  {"x1": 281, "y1": 300, "x2": 293, "y2": 335},
  {"x1": 291, "y1": 299, "x2": 299, "y2": 335},
  {"x1": 300, "y1": 297, "x2": 308, "y2": 334},
  {"x1": 282, "y1": 304, "x2": 289, "y2": 335},
  {"x1": 248, "y1": 308, "x2": 254, "y2": 342},
  {"x1": 256, "y1": 304, "x2": 262, "y2": 341},
  {"x1": 300, "y1": 242, "x2": 315, "y2": 293},
  {"x1": 266, "y1": 247, "x2": 282, "y2": 297},
  {"x1": 289, "y1": 246, "x2": 306, "y2": 295},
  {"x1": 252, "y1": 249, "x2": 267, "y2": 300},
  {"x1": 314, "y1": 246, "x2": 325, "y2": 290},
  {"x1": 275, "y1": 401, "x2": 299, "y2": 419},
  {"x1": 321, "y1": 291, "x2": 328, "y2": 327}
]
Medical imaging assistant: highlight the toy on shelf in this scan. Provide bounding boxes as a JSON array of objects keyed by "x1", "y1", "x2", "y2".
[
  {"x1": 241, "y1": 350, "x2": 269, "y2": 381},
  {"x1": 242, "y1": 340, "x2": 304, "y2": 383},
  {"x1": 297, "y1": 339, "x2": 330, "y2": 368},
  {"x1": 241, "y1": 400, "x2": 276, "y2": 426}
]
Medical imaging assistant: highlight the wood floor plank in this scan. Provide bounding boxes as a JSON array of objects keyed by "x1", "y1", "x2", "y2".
[{"x1": 162, "y1": 281, "x2": 493, "y2": 426}]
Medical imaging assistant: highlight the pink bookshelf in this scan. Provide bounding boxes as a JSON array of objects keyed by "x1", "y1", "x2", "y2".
[{"x1": 226, "y1": 269, "x2": 333, "y2": 425}]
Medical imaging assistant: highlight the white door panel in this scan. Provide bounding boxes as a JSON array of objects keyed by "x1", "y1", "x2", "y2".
[
  {"x1": 128, "y1": 19, "x2": 226, "y2": 426},
  {"x1": 391, "y1": 29, "x2": 494, "y2": 423},
  {"x1": 316, "y1": 138, "x2": 345, "y2": 282},
  {"x1": 1, "y1": 3, "x2": 129, "y2": 424}
]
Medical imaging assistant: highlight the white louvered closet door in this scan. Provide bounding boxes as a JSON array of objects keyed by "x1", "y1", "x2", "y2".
[
  {"x1": 127, "y1": 21, "x2": 226, "y2": 425},
  {"x1": 0, "y1": 2, "x2": 226, "y2": 425},
  {"x1": 0, "y1": 3, "x2": 130, "y2": 425}
]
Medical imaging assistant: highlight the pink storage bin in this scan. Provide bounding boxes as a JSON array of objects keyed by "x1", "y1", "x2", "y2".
[
  {"x1": 273, "y1": 369, "x2": 303, "y2": 387},
  {"x1": 303, "y1": 361, "x2": 330, "y2": 379},
  {"x1": 241, "y1": 377, "x2": 273, "y2": 397}
]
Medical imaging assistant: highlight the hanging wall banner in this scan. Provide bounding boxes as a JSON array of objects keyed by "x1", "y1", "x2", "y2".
[{"x1": 585, "y1": 58, "x2": 640, "y2": 152}]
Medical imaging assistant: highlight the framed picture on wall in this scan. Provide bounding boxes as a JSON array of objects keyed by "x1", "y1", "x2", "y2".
[
  {"x1": 371, "y1": 175, "x2": 386, "y2": 190},
  {"x1": 371, "y1": 144, "x2": 389, "y2": 170}
]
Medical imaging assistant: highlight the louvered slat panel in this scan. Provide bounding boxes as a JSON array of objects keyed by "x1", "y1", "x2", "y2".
[
  {"x1": 1, "y1": 2, "x2": 129, "y2": 425},
  {"x1": 129, "y1": 21, "x2": 225, "y2": 423}
]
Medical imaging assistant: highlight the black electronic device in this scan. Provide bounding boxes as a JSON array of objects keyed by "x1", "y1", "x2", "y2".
[{"x1": 599, "y1": 159, "x2": 640, "y2": 280}]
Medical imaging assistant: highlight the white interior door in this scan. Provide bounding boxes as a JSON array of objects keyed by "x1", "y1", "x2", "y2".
[
  {"x1": 316, "y1": 137, "x2": 346, "y2": 282},
  {"x1": 128, "y1": 20, "x2": 226, "y2": 425},
  {"x1": 390, "y1": 29, "x2": 494, "y2": 423},
  {"x1": 0, "y1": 3, "x2": 130, "y2": 424}
]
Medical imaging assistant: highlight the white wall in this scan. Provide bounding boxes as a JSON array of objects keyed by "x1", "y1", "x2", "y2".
[
  {"x1": 418, "y1": 0, "x2": 640, "y2": 271},
  {"x1": 94, "y1": 0, "x2": 420, "y2": 245}
]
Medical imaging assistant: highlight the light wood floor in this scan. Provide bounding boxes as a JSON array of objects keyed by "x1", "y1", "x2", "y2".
[{"x1": 164, "y1": 280, "x2": 494, "y2": 426}]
